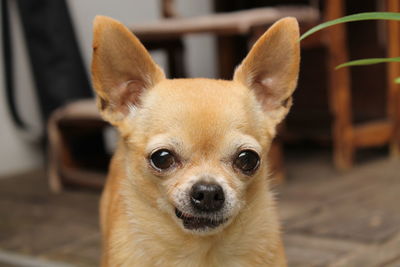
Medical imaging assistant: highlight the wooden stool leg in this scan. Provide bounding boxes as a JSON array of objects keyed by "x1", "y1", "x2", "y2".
[
  {"x1": 216, "y1": 35, "x2": 247, "y2": 79},
  {"x1": 325, "y1": 0, "x2": 354, "y2": 170},
  {"x1": 166, "y1": 39, "x2": 186, "y2": 78},
  {"x1": 387, "y1": 0, "x2": 400, "y2": 157},
  {"x1": 47, "y1": 110, "x2": 65, "y2": 193},
  {"x1": 217, "y1": 36, "x2": 235, "y2": 79},
  {"x1": 142, "y1": 39, "x2": 186, "y2": 79}
]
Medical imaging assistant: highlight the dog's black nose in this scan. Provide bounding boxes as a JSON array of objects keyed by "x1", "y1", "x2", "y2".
[{"x1": 190, "y1": 182, "x2": 225, "y2": 212}]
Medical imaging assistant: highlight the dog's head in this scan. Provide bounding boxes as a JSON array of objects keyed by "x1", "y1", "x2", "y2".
[{"x1": 92, "y1": 16, "x2": 299, "y2": 234}]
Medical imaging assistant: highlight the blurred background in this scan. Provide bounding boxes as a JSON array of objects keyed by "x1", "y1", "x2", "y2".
[
  {"x1": 0, "y1": 0, "x2": 218, "y2": 176},
  {"x1": 0, "y1": 0, "x2": 399, "y2": 266}
]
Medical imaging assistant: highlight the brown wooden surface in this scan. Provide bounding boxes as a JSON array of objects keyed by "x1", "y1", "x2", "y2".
[
  {"x1": 142, "y1": 38, "x2": 187, "y2": 78},
  {"x1": 352, "y1": 120, "x2": 393, "y2": 148},
  {"x1": 387, "y1": 0, "x2": 400, "y2": 157},
  {"x1": 315, "y1": 0, "x2": 400, "y2": 170},
  {"x1": 324, "y1": 0, "x2": 354, "y2": 170},
  {"x1": 47, "y1": 100, "x2": 108, "y2": 193},
  {"x1": 131, "y1": 6, "x2": 319, "y2": 40}
]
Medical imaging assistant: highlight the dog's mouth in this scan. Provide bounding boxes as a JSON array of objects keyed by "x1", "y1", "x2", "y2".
[{"x1": 175, "y1": 208, "x2": 227, "y2": 230}]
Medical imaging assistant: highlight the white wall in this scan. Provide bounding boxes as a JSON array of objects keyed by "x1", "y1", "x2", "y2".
[
  {"x1": 0, "y1": 0, "x2": 216, "y2": 176},
  {"x1": 0, "y1": 1, "x2": 43, "y2": 177}
]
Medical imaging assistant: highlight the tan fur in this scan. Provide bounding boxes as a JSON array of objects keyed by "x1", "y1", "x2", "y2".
[{"x1": 92, "y1": 16, "x2": 300, "y2": 267}]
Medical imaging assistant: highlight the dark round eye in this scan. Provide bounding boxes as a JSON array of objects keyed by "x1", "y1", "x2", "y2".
[
  {"x1": 150, "y1": 149, "x2": 176, "y2": 171},
  {"x1": 234, "y1": 150, "x2": 260, "y2": 175}
]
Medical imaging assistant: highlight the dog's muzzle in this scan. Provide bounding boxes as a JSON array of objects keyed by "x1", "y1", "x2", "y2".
[{"x1": 175, "y1": 181, "x2": 227, "y2": 230}]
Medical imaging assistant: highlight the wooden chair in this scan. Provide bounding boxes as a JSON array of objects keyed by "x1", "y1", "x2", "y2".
[
  {"x1": 385, "y1": 0, "x2": 400, "y2": 159},
  {"x1": 48, "y1": 100, "x2": 107, "y2": 192},
  {"x1": 323, "y1": 0, "x2": 400, "y2": 169},
  {"x1": 132, "y1": 1, "x2": 319, "y2": 79}
]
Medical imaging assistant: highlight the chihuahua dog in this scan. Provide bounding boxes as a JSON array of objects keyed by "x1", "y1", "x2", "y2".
[{"x1": 92, "y1": 15, "x2": 299, "y2": 266}]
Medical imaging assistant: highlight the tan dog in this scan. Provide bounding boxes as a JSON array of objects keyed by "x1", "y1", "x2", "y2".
[{"x1": 92, "y1": 15, "x2": 299, "y2": 267}]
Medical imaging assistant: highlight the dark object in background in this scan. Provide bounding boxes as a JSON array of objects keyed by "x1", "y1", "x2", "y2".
[
  {"x1": 47, "y1": 100, "x2": 110, "y2": 192},
  {"x1": 1, "y1": 0, "x2": 92, "y2": 132},
  {"x1": 216, "y1": 0, "x2": 388, "y2": 139},
  {"x1": 2, "y1": 0, "x2": 105, "y2": 188},
  {"x1": 1, "y1": 0, "x2": 24, "y2": 128}
]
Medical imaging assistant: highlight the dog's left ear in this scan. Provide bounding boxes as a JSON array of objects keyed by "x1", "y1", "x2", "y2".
[{"x1": 234, "y1": 17, "x2": 300, "y2": 125}]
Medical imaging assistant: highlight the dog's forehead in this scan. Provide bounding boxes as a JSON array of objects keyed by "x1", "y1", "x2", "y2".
[
  {"x1": 157, "y1": 78, "x2": 248, "y2": 106},
  {"x1": 136, "y1": 78, "x2": 263, "y2": 149},
  {"x1": 145, "y1": 79, "x2": 253, "y2": 128}
]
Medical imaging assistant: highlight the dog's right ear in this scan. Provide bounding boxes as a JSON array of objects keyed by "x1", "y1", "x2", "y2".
[{"x1": 91, "y1": 16, "x2": 165, "y2": 125}]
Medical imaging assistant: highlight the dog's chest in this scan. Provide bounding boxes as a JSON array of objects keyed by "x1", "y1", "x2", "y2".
[
  {"x1": 127, "y1": 241, "x2": 261, "y2": 267},
  {"x1": 121, "y1": 228, "x2": 274, "y2": 267}
]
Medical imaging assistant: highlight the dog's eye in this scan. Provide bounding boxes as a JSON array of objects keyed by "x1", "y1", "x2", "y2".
[
  {"x1": 234, "y1": 150, "x2": 260, "y2": 175},
  {"x1": 150, "y1": 149, "x2": 176, "y2": 171}
]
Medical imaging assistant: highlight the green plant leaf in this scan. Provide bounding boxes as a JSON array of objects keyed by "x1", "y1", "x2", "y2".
[
  {"x1": 395, "y1": 77, "x2": 400, "y2": 84},
  {"x1": 300, "y1": 12, "x2": 400, "y2": 41},
  {"x1": 336, "y1": 57, "x2": 400, "y2": 69}
]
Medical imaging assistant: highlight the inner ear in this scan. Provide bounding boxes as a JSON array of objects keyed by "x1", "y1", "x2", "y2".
[
  {"x1": 98, "y1": 80, "x2": 145, "y2": 115},
  {"x1": 252, "y1": 74, "x2": 293, "y2": 111}
]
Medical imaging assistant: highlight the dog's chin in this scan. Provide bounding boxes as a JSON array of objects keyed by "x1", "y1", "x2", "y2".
[{"x1": 174, "y1": 208, "x2": 229, "y2": 234}]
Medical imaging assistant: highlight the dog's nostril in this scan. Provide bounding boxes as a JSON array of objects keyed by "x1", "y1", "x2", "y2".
[
  {"x1": 193, "y1": 192, "x2": 204, "y2": 201},
  {"x1": 190, "y1": 182, "x2": 225, "y2": 212},
  {"x1": 214, "y1": 193, "x2": 222, "y2": 201}
]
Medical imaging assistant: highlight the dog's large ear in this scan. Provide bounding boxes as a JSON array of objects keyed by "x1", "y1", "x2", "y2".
[
  {"x1": 92, "y1": 16, "x2": 165, "y2": 125},
  {"x1": 233, "y1": 17, "x2": 300, "y2": 125}
]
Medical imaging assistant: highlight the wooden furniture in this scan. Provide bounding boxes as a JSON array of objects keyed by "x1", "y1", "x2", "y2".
[
  {"x1": 132, "y1": 3, "x2": 319, "y2": 79},
  {"x1": 386, "y1": 0, "x2": 400, "y2": 158},
  {"x1": 324, "y1": 0, "x2": 400, "y2": 169},
  {"x1": 48, "y1": 100, "x2": 107, "y2": 192}
]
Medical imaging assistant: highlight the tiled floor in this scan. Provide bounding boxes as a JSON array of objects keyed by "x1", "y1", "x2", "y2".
[{"x1": 0, "y1": 149, "x2": 399, "y2": 266}]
